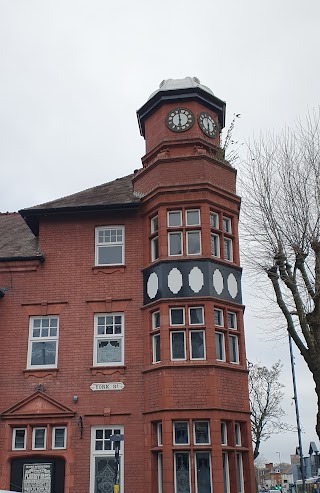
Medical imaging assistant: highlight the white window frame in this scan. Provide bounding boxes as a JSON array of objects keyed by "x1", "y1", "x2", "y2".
[
  {"x1": 210, "y1": 211, "x2": 219, "y2": 229},
  {"x1": 216, "y1": 332, "x2": 226, "y2": 361},
  {"x1": 32, "y1": 427, "x2": 47, "y2": 450},
  {"x1": 235, "y1": 422, "x2": 242, "y2": 446},
  {"x1": 224, "y1": 237, "x2": 233, "y2": 262},
  {"x1": 195, "y1": 451, "x2": 213, "y2": 493},
  {"x1": 222, "y1": 452, "x2": 231, "y2": 493},
  {"x1": 52, "y1": 426, "x2": 67, "y2": 449},
  {"x1": 90, "y1": 426, "x2": 124, "y2": 493},
  {"x1": 157, "y1": 422, "x2": 163, "y2": 446},
  {"x1": 223, "y1": 216, "x2": 232, "y2": 234},
  {"x1": 236, "y1": 452, "x2": 245, "y2": 493},
  {"x1": 174, "y1": 452, "x2": 191, "y2": 493},
  {"x1": 211, "y1": 233, "x2": 220, "y2": 257},
  {"x1": 12, "y1": 428, "x2": 26, "y2": 450},
  {"x1": 152, "y1": 310, "x2": 160, "y2": 329},
  {"x1": 186, "y1": 209, "x2": 201, "y2": 226},
  {"x1": 151, "y1": 215, "x2": 159, "y2": 234},
  {"x1": 221, "y1": 421, "x2": 227, "y2": 445},
  {"x1": 214, "y1": 308, "x2": 224, "y2": 327},
  {"x1": 186, "y1": 230, "x2": 201, "y2": 255},
  {"x1": 193, "y1": 420, "x2": 210, "y2": 445},
  {"x1": 95, "y1": 226, "x2": 125, "y2": 266},
  {"x1": 173, "y1": 421, "x2": 190, "y2": 445},
  {"x1": 167, "y1": 210, "x2": 182, "y2": 227},
  {"x1": 229, "y1": 334, "x2": 239, "y2": 364},
  {"x1": 151, "y1": 236, "x2": 159, "y2": 261},
  {"x1": 170, "y1": 307, "x2": 185, "y2": 326},
  {"x1": 168, "y1": 231, "x2": 183, "y2": 256},
  {"x1": 93, "y1": 313, "x2": 124, "y2": 366},
  {"x1": 152, "y1": 333, "x2": 161, "y2": 364},
  {"x1": 190, "y1": 330, "x2": 206, "y2": 360},
  {"x1": 188, "y1": 306, "x2": 204, "y2": 325},
  {"x1": 27, "y1": 316, "x2": 59, "y2": 369},
  {"x1": 227, "y1": 311, "x2": 237, "y2": 330},
  {"x1": 170, "y1": 331, "x2": 186, "y2": 361}
]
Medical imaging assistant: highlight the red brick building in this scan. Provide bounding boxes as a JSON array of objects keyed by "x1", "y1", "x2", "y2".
[{"x1": 0, "y1": 77, "x2": 255, "y2": 493}]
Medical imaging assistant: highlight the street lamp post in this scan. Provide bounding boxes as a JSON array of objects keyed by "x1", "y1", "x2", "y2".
[
  {"x1": 110, "y1": 434, "x2": 124, "y2": 493},
  {"x1": 276, "y1": 452, "x2": 282, "y2": 488}
]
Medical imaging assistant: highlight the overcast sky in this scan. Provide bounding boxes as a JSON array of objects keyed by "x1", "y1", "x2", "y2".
[{"x1": 1, "y1": 0, "x2": 319, "y2": 466}]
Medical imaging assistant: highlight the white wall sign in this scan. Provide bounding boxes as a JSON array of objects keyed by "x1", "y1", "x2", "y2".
[{"x1": 90, "y1": 382, "x2": 124, "y2": 391}]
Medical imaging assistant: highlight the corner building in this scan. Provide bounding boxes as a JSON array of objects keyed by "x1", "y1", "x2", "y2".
[{"x1": 0, "y1": 77, "x2": 255, "y2": 493}]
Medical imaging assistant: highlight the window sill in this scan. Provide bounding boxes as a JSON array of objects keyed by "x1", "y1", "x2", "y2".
[
  {"x1": 90, "y1": 366, "x2": 126, "y2": 376},
  {"x1": 23, "y1": 368, "x2": 59, "y2": 378},
  {"x1": 92, "y1": 265, "x2": 126, "y2": 275}
]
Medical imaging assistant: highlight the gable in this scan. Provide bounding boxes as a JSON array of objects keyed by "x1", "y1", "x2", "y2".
[{"x1": 1, "y1": 391, "x2": 75, "y2": 420}]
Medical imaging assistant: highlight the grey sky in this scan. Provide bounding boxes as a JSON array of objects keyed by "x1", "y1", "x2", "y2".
[{"x1": 1, "y1": 0, "x2": 319, "y2": 465}]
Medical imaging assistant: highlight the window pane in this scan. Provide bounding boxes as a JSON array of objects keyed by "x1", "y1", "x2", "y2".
[
  {"x1": 168, "y1": 211, "x2": 182, "y2": 227},
  {"x1": 211, "y1": 234, "x2": 220, "y2": 257},
  {"x1": 152, "y1": 311, "x2": 160, "y2": 329},
  {"x1": 224, "y1": 238, "x2": 233, "y2": 261},
  {"x1": 227, "y1": 312, "x2": 237, "y2": 329},
  {"x1": 34, "y1": 429, "x2": 45, "y2": 448},
  {"x1": 95, "y1": 457, "x2": 117, "y2": 493},
  {"x1": 189, "y1": 307, "x2": 203, "y2": 325},
  {"x1": 221, "y1": 422, "x2": 227, "y2": 445},
  {"x1": 171, "y1": 332, "x2": 186, "y2": 360},
  {"x1": 216, "y1": 333, "x2": 225, "y2": 361},
  {"x1": 151, "y1": 237, "x2": 159, "y2": 261},
  {"x1": 229, "y1": 335, "x2": 239, "y2": 363},
  {"x1": 170, "y1": 308, "x2": 184, "y2": 325},
  {"x1": 174, "y1": 422, "x2": 189, "y2": 444},
  {"x1": 190, "y1": 331, "x2": 205, "y2": 359},
  {"x1": 235, "y1": 423, "x2": 241, "y2": 446},
  {"x1": 153, "y1": 334, "x2": 161, "y2": 363},
  {"x1": 169, "y1": 232, "x2": 182, "y2": 255},
  {"x1": 14, "y1": 429, "x2": 26, "y2": 449},
  {"x1": 210, "y1": 212, "x2": 218, "y2": 229},
  {"x1": 195, "y1": 452, "x2": 212, "y2": 493},
  {"x1": 223, "y1": 217, "x2": 232, "y2": 233},
  {"x1": 97, "y1": 340, "x2": 121, "y2": 363},
  {"x1": 214, "y1": 309, "x2": 223, "y2": 326},
  {"x1": 175, "y1": 453, "x2": 190, "y2": 493},
  {"x1": 151, "y1": 215, "x2": 158, "y2": 233},
  {"x1": 222, "y1": 452, "x2": 230, "y2": 493},
  {"x1": 31, "y1": 341, "x2": 56, "y2": 366},
  {"x1": 194, "y1": 422, "x2": 209, "y2": 444},
  {"x1": 187, "y1": 231, "x2": 200, "y2": 255},
  {"x1": 236, "y1": 453, "x2": 244, "y2": 493},
  {"x1": 186, "y1": 210, "x2": 200, "y2": 226},
  {"x1": 54, "y1": 428, "x2": 66, "y2": 448},
  {"x1": 98, "y1": 245, "x2": 123, "y2": 265}
]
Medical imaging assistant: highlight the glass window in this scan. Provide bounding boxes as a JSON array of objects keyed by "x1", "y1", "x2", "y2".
[
  {"x1": 222, "y1": 452, "x2": 230, "y2": 493},
  {"x1": 186, "y1": 209, "x2": 200, "y2": 226},
  {"x1": 168, "y1": 210, "x2": 182, "y2": 227},
  {"x1": 52, "y1": 427, "x2": 66, "y2": 449},
  {"x1": 235, "y1": 423, "x2": 242, "y2": 446},
  {"x1": 91, "y1": 426, "x2": 124, "y2": 493},
  {"x1": 168, "y1": 232, "x2": 183, "y2": 256},
  {"x1": 194, "y1": 421, "x2": 210, "y2": 444},
  {"x1": 223, "y1": 217, "x2": 232, "y2": 233},
  {"x1": 171, "y1": 332, "x2": 186, "y2": 360},
  {"x1": 195, "y1": 452, "x2": 212, "y2": 493},
  {"x1": 174, "y1": 452, "x2": 190, "y2": 493},
  {"x1": 186, "y1": 231, "x2": 201, "y2": 255},
  {"x1": 96, "y1": 226, "x2": 124, "y2": 266},
  {"x1": 236, "y1": 452, "x2": 244, "y2": 493},
  {"x1": 227, "y1": 312, "x2": 237, "y2": 330},
  {"x1": 28, "y1": 317, "x2": 59, "y2": 369},
  {"x1": 152, "y1": 311, "x2": 160, "y2": 329},
  {"x1": 189, "y1": 307, "x2": 204, "y2": 325},
  {"x1": 173, "y1": 422, "x2": 189, "y2": 445},
  {"x1": 94, "y1": 313, "x2": 124, "y2": 366},
  {"x1": 32, "y1": 428, "x2": 46, "y2": 450},
  {"x1": 216, "y1": 332, "x2": 225, "y2": 361},
  {"x1": 170, "y1": 308, "x2": 185, "y2": 326},
  {"x1": 229, "y1": 335, "x2": 239, "y2": 364},
  {"x1": 157, "y1": 422, "x2": 163, "y2": 446},
  {"x1": 151, "y1": 236, "x2": 159, "y2": 261},
  {"x1": 210, "y1": 212, "x2": 219, "y2": 229},
  {"x1": 151, "y1": 215, "x2": 158, "y2": 234},
  {"x1": 214, "y1": 309, "x2": 224, "y2": 327},
  {"x1": 224, "y1": 238, "x2": 233, "y2": 261},
  {"x1": 190, "y1": 331, "x2": 205, "y2": 360},
  {"x1": 153, "y1": 334, "x2": 161, "y2": 363},
  {"x1": 158, "y1": 453, "x2": 163, "y2": 493},
  {"x1": 221, "y1": 421, "x2": 227, "y2": 445},
  {"x1": 12, "y1": 428, "x2": 26, "y2": 450},
  {"x1": 211, "y1": 233, "x2": 220, "y2": 257}
]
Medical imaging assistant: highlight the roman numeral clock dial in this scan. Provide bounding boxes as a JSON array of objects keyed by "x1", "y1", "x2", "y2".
[{"x1": 166, "y1": 107, "x2": 195, "y2": 132}]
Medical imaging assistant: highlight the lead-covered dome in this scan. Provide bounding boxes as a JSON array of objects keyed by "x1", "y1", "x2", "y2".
[{"x1": 147, "y1": 76, "x2": 215, "y2": 100}]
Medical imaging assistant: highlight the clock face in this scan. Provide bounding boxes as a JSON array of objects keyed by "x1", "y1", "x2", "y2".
[
  {"x1": 166, "y1": 107, "x2": 195, "y2": 132},
  {"x1": 198, "y1": 112, "x2": 219, "y2": 138}
]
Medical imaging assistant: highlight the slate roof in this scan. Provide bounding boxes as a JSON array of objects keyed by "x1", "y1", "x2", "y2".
[{"x1": 0, "y1": 213, "x2": 43, "y2": 261}]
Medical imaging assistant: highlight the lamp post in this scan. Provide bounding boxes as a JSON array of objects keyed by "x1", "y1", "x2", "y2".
[
  {"x1": 276, "y1": 452, "x2": 282, "y2": 488},
  {"x1": 110, "y1": 434, "x2": 124, "y2": 493}
]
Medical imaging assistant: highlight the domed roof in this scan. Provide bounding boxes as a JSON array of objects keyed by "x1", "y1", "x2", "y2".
[{"x1": 147, "y1": 76, "x2": 215, "y2": 100}]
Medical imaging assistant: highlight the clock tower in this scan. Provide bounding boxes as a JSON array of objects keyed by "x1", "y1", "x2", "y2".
[{"x1": 133, "y1": 77, "x2": 255, "y2": 493}]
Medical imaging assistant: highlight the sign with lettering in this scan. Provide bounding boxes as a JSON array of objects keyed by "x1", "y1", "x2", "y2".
[
  {"x1": 90, "y1": 382, "x2": 124, "y2": 391},
  {"x1": 23, "y1": 463, "x2": 51, "y2": 493}
]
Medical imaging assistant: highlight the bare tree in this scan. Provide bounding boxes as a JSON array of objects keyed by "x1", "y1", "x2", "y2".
[
  {"x1": 249, "y1": 361, "x2": 291, "y2": 460},
  {"x1": 240, "y1": 110, "x2": 320, "y2": 441}
]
